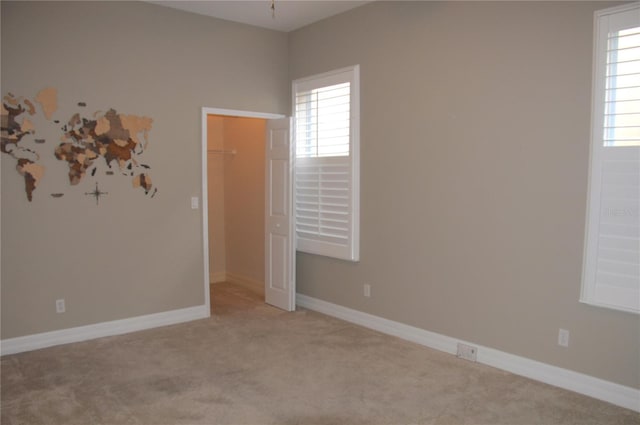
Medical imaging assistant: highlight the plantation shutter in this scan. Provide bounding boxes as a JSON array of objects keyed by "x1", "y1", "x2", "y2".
[
  {"x1": 293, "y1": 66, "x2": 360, "y2": 262},
  {"x1": 582, "y1": 4, "x2": 640, "y2": 313}
]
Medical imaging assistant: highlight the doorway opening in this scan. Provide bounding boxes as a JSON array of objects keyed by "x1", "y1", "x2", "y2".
[{"x1": 200, "y1": 108, "x2": 284, "y2": 313}]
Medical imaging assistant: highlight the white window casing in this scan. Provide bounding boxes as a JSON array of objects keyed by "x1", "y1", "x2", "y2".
[
  {"x1": 582, "y1": 3, "x2": 640, "y2": 314},
  {"x1": 293, "y1": 65, "x2": 360, "y2": 262}
]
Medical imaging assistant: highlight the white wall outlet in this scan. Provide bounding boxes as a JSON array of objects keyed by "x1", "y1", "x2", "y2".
[
  {"x1": 191, "y1": 196, "x2": 199, "y2": 209},
  {"x1": 558, "y1": 328, "x2": 570, "y2": 347},
  {"x1": 55, "y1": 299, "x2": 66, "y2": 314},
  {"x1": 363, "y1": 284, "x2": 371, "y2": 297},
  {"x1": 456, "y1": 343, "x2": 477, "y2": 362}
]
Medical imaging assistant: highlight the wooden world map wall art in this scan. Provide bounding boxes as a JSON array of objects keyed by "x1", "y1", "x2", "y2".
[{"x1": 0, "y1": 87, "x2": 158, "y2": 204}]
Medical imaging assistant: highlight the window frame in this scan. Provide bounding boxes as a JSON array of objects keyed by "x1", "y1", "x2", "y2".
[
  {"x1": 581, "y1": 3, "x2": 640, "y2": 314},
  {"x1": 292, "y1": 65, "x2": 360, "y2": 262}
]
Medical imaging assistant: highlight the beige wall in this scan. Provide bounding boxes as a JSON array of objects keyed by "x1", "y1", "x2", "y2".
[
  {"x1": 207, "y1": 115, "x2": 226, "y2": 282},
  {"x1": 289, "y1": 1, "x2": 640, "y2": 389},
  {"x1": 3, "y1": 0, "x2": 637, "y2": 393},
  {"x1": 223, "y1": 117, "x2": 266, "y2": 284},
  {"x1": 1, "y1": 1, "x2": 287, "y2": 338}
]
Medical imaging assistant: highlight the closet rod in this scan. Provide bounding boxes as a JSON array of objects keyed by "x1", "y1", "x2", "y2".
[{"x1": 208, "y1": 149, "x2": 237, "y2": 155}]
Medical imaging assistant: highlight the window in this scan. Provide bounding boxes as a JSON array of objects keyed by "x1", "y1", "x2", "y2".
[
  {"x1": 582, "y1": 3, "x2": 639, "y2": 313},
  {"x1": 293, "y1": 65, "x2": 360, "y2": 261}
]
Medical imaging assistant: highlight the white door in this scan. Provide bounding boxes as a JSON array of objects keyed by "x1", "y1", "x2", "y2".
[{"x1": 265, "y1": 118, "x2": 295, "y2": 311}]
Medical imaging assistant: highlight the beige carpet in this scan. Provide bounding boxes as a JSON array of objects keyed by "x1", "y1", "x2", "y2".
[{"x1": 1, "y1": 282, "x2": 638, "y2": 425}]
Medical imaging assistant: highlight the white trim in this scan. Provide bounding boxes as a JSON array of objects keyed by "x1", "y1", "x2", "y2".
[
  {"x1": 202, "y1": 107, "x2": 285, "y2": 121},
  {"x1": 297, "y1": 294, "x2": 640, "y2": 412},
  {"x1": 1, "y1": 305, "x2": 209, "y2": 356},
  {"x1": 200, "y1": 107, "x2": 285, "y2": 316},
  {"x1": 201, "y1": 109, "x2": 212, "y2": 315}
]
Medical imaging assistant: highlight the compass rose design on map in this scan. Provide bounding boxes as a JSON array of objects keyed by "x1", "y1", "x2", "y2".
[{"x1": 85, "y1": 182, "x2": 108, "y2": 205}]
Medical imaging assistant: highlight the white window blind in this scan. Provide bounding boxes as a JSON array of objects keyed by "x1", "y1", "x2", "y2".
[
  {"x1": 293, "y1": 66, "x2": 360, "y2": 262},
  {"x1": 582, "y1": 3, "x2": 640, "y2": 314}
]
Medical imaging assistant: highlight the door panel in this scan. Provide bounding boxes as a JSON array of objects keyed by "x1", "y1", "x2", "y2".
[
  {"x1": 269, "y1": 234, "x2": 287, "y2": 291},
  {"x1": 269, "y1": 160, "x2": 287, "y2": 216},
  {"x1": 265, "y1": 118, "x2": 295, "y2": 311}
]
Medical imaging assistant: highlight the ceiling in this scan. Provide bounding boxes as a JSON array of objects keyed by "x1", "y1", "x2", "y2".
[{"x1": 144, "y1": 1, "x2": 372, "y2": 32}]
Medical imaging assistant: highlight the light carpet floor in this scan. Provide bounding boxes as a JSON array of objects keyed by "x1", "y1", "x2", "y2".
[{"x1": 1, "y1": 282, "x2": 638, "y2": 425}]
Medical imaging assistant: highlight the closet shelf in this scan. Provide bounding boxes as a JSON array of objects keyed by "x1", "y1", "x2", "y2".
[{"x1": 208, "y1": 149, "x2": 237, "y2": 155}]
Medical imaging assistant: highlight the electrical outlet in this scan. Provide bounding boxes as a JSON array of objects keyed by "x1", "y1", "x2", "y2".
[
  {"x1": 558, "y1": 328, "x2": 570, "y2": 347},
  {"x1": 191, "y1": 196, "x2": 199, "y2": 209},
  {"x1": 363, "y1": 284, "x2": 371, "y2": 297},
  {"x1": 456, "y1": 343, "x2": 477, "y2": 362},
  {"x1": 55, "y1": 299, "x2": 66, "y2": 314}
]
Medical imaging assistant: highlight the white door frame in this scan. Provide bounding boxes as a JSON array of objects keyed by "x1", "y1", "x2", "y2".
[{"x1": 200, "y1": 107, "x2": 285, "y2": 313}]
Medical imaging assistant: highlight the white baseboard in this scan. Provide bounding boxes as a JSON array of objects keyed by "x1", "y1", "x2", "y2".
[
  {"x1": 296, "y1": 294, "x2": 640, "y2": 413},
  {"x1": 1, "y1": 305, "x2": 209, "y2": 356},
  {"x1": 210, "y1": 271, "x2": 227, "y2": 283}
]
